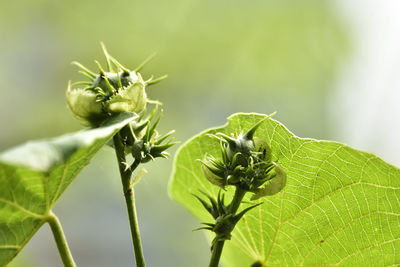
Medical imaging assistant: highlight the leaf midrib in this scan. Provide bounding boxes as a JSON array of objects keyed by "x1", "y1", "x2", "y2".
[{"x1": 0, "y1": 198, "x2": 44, "y2": 219}]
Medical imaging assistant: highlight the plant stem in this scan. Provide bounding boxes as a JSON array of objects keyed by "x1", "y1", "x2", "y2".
[
  {"x1": 46, "y1": 212, "x2": 76, "y2": 267},
  {"x1": 208, "y1": 188, "x2": 246, "y2": 267},
  {"x1": 113, "y1": 133, "x2": 146, "y2": 267},
  {"x1": 227, "y1": 188, "x2": 246, "y2": 214},
  {"x1": 209, "y1": 241, "x2": 224, "y2": 267}
]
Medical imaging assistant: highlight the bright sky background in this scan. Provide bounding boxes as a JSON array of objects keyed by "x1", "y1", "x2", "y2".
[{"x1": 332, "y1": 0, "x2": 400, "y2": 166}]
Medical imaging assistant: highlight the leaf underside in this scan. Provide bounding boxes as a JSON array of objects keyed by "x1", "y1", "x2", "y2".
[
  {"x1": 0, "y1": 112, "x2": 136, "y2": 266},
  {"x1": 169, "y1": 113, "x2": 400, "y2": 266}
]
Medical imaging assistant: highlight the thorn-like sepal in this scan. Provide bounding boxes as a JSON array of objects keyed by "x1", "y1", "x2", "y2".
[
  {"x1": 119, "y1": 106, "x2": 178, "y2": 164},
  {"x1": 196, "y1": 114, "x2": 283, "y2": 260},
  {"x1": 193, "y1": 191, "x2": 263, "y2": 247}
]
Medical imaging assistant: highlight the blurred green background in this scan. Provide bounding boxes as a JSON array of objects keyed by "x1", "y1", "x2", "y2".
[{"x1": 1, "y1": 0, "x2": 397, "y2": 266}]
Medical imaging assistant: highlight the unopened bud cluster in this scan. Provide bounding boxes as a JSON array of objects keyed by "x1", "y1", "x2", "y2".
[
  {"x1": 119, "y1": 106, "x2": 177, "y2": 163},
  {"x1": 66, "y1": 44, "x2": 165, "y2": 127},
  {"x1": 66, "y1": 44, "x2": 175, "y2": 167},
  {"x1": 201, "y1": 118, "x2": 286, "y2": 200},
  {"x1": 194, "y1": 191, "x2": 261, "y2": 246},
  {"x1": 195, "y1": 118, "x2": 286, "y2": 250}
]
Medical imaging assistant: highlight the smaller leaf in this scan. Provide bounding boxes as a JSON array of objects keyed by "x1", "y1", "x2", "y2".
[
  {"x1": 0, "y1": 112, "x2": 136, "y2": 172},
  {"x1": 0, "y1": 112, "x2": 136, "y2": 266}
]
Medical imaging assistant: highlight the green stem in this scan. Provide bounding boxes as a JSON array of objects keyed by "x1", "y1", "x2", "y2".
[
  {"x1": 46, "y1": 212, "x2": 76, "y2": 267},
  {"x1": 209, "y1": 188, "x2": 246, "y2": 267},
  {"x1": 208, "y1": 241, "x2": 224, "y2": 267},
  {"x1": 227, "y1": 188, "x2": 247, "y2": 214},
  {"x1": 113, "y1": 133, "x2": 146, "y2": 267}
]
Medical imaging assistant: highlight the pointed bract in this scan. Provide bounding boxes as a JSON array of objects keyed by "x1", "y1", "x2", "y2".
[{"x1": 250, "y1": 163, "x2": 287, "y2": 200}]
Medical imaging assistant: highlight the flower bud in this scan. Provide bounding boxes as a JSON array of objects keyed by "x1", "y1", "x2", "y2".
[
  {"x1": 201, "y1": 117, "x2": 286, "y2": 199},
  {"x1": 250, "y1": 163, "x2": 287, "y2": 200},
  {"x1": 92, "y1": 70, "x2": 139, "y2": 91},
  {"x1": 66, "y1": 86, "x2": 108, "y2": 126},
  {"x1": 66, "y1": 44, "x2": 166, "y2": 127},
  {"x1": 193, "y1": 191, "x2": 262, "y2": 245},
  {"x1": 224, "y1": 134, "x2": 255, "y2": 164},
  {"x1": 124, "y1": 106, "x2": 177, "y2": 163}
]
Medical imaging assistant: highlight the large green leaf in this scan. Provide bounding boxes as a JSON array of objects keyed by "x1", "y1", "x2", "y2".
[
  {"x1": 169, "y1": 113, "x2": 400, "y2": 266},
  {"x1": 0, "y1": 112, "x2": 136, "y2": 266}
]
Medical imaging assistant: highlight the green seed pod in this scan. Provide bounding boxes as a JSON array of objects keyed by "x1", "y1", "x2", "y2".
[{"x1": 66, "y1": 85, "x2": 108, "y2": 127}]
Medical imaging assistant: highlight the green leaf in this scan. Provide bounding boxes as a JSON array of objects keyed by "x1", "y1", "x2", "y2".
[
  {"x1": 169, "y1": 113, "x2": 400, "y2": 266},
  {"x1": 0, "y1": 112, "x2": 136, "y2": 266}
]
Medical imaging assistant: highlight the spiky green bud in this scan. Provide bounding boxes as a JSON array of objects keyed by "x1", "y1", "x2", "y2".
[
  {"x1": 121, "y1": 106, "x2": 178, "y2": 163},
  {"x1": 201, "y1": 116, "x2": 286, "y2": 199},
  {"x1": 193, "y1": 191, "x2": 262, "y2": 245},
  {"x1": 66, "y1": 43, "x2": 166, "y2": 127}
]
